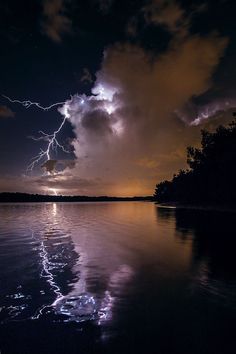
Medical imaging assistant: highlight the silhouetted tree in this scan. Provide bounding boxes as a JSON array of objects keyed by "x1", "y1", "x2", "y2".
[{"x1": 154, "y1": 118, "x2": 236, "y2": 205}]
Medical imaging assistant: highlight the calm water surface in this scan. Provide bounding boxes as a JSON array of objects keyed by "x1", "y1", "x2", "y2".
[{"x1": 0, "y1": 202, "x2": 235, "y2": 354}]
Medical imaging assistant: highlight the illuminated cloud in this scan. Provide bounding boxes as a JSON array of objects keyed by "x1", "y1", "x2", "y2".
[
  {"x1": 41, "y1": 0, "x2": 72, "y2": 42},
  {"x1": 0, "y1": 105, "x2": 15, "y2": 118},
  {"x1": 52, "y1": 31, "x2": 228, "y2": 196},
  {"x1": 0, "y1": 103, "x2": 234, "y2": 197},
  {"x1": 176, "y1": 98, "x2": 236, "y2": 126},
  {"x1": 34, "y1": 172, "x2": 101, "y2": 193},
  {"x1": 0, "y1": 172, "x2": 109, "y2": 196}
]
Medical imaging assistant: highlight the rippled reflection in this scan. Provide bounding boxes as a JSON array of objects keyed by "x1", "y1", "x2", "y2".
[
  {"x1": 0, "y1": 202, "x2": 235, "y2": 354},
  {"x1": 10, "y1": 203, "x2": 135, "y2": 324},
  {"x1": 51, "y1": 263, "x2": 133, "y2": 324}
]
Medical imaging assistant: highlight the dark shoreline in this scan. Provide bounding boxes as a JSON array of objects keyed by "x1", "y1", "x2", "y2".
[
  {"x1": 156, "y1": 202, "x2": 236, "y2": 213},
  {"x1": 0, "y1": 192, "x2": 153, "y2": 203}
]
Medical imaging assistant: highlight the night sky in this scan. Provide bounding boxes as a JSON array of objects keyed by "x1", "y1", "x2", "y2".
[{"x1": 0, "y1": 0, "x2": 236, "y2": 196}]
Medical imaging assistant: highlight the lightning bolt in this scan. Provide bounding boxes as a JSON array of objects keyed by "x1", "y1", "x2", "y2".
[
  {"x1": 27, "y1": 115, "x2": 69, "y2": 171},
  {"x1": 3, "y1": 86, "x2": 119, "y2": 173},
  {"x1": 3, "y1": 94, "x2": 71, "y2": 172},
  {"x1": 2, "y1": 94, "x2": 65, "y2": 111}
]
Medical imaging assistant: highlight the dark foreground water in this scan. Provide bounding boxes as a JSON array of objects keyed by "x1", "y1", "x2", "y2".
[{"x1": 0, "y1": 202, "x2": 235, "y2": 354}]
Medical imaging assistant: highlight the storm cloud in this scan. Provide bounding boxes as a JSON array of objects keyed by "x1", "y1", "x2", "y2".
[
  {"x1": 1, "y1": 0, "x2": 231, "y2": 196},
  {"x1": 58, "y1": 29, "x2": 228, "y2": 195},
  {"x1": 41, "y1": 0, "x2": 72, "y2": 42}
]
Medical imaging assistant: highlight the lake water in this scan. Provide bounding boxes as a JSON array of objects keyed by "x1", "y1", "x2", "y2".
[{"x1": 0, "y1": 202, "x2": 235, "y2": 354}]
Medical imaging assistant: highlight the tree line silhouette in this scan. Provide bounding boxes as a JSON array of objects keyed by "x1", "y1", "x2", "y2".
[
  {"x1": 154, "y1": 118, "x2": 236, "y2": 205},
  {"x1": 0, "y1": 193, "x2": 153, "y2": 203}
]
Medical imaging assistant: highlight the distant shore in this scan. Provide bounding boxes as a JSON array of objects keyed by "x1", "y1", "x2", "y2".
[
  {"x1": 156, "y1": 202, "x2": 236, "y2": 213},
  {"x1": 0, "y1": 192, "x2": 153, "y2": 203}
]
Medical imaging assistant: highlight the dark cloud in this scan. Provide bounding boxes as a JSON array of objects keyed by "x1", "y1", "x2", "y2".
[
  {"x1": 37, "y1": 172, "x2": 111, "y2": 195},
  {"x1": 0, "y1": 105, "x2": 15, "y2": 118},
  {"x1": 59, "y1": 160, "x2": 76, "y2": 169},
  {"x1": 143, "y1": 0, "x2": 187, "y2": 36},
  {"x1": 40, "y1": 159, "x2": 76, "y2": 174},
  {"x1": 41, "y1": 0, "x2": 72, "y2": 42},
  {"x1": 80, "y1": 68, "x2": 93, "y2": 84},
  {"x1": 81, "y1": 109, "x2": 113, "y2": 136},
  {"x1": 126, "y1": 16, "x2": 139, "y2": 37},
  {"x1": 0, "y1": 173, "x2": 105, "y2": 195},
  {"x1": 127, "y1": 0, "x2": 208, "y2": 40},
  {"x1": 96, "y1": 0, "x2": 114, "y2": 14},
  {"x1": 41, "y1": 159, "x2": 58, "y2": 174}
]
